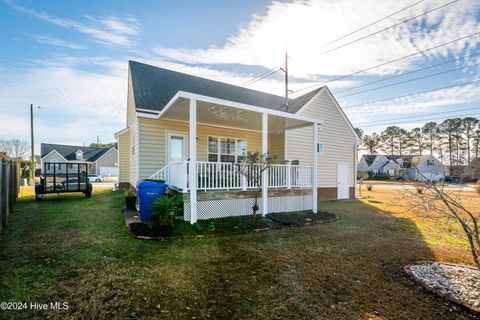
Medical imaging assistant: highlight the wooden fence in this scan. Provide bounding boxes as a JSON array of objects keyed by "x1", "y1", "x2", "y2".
[{"x1": 0, "y1": 159, "x2": 19, "y2": 231}]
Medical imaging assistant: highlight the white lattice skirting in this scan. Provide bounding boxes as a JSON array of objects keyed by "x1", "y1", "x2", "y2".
[{"x1": 183, "y1": 194, "x2": 313, "y2": 221}]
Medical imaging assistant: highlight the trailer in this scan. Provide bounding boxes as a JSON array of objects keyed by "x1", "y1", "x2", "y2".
[{"x1": 35, "y1": 162, "x2": 92, "y2": 200}]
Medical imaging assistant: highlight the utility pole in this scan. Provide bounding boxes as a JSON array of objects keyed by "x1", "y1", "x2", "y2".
[
  {"x1": 30, "y1": 104, "x2": 35, "y2": 186},
  {"x1": 280, "y1": 49, "x2": 289, "y2": 108},
  {"x1": 96, "y1": 136, "x2": 99, "y2": 148}
]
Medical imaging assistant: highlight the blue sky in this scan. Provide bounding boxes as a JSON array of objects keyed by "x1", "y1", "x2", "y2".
[{"x1": 1, "y1": 0, "x2": 479, "y2": 154}]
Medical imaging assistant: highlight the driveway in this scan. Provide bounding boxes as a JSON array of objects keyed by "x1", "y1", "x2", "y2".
[
  {"x1": 360, "y1": 183, "x2": 477, "y2": 192},
  {"x1": 91, "y1": 181, "x2": 115, "y2": 189}
]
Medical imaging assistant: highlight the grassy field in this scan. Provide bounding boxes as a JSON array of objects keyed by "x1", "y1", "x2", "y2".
[{"x1": 0, "y1": 188, "x2": 477, "y2": 319}]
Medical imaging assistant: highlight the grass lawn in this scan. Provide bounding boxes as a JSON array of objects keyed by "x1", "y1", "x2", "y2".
[{"x1": 0, "y1": 189, "x2": 477, "y2": 319}]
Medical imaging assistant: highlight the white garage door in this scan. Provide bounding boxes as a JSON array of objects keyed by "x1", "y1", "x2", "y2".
[{"x1": 100, "y1": 166, "x2": 118, "y2": 177}]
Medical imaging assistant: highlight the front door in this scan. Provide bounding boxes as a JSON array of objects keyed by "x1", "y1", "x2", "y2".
[
  {"x1": 167, "y1": 132, "x2": 187, "y2": 163},
  {"x1": 337, "y1": 163, "x2": 349, "y2": 199}
]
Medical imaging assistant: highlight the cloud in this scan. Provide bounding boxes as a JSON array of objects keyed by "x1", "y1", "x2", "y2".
[
  {"x1": 345, "y1": 82, "x2": 480, "y2": 126},
  {"x1": 29, "y1": 34, "x2": 85, "y2": 49},
  {"x1": 5, "y1": 0, "x2": 140, "y2": 47},
  {"x1": 152, "y1": 0, "x2": 480, "y2": 80}
]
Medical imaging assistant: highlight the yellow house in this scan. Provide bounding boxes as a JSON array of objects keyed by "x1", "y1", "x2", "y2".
[{"x1": 115, "y1": 61, "x2": 360, "y2": 223}]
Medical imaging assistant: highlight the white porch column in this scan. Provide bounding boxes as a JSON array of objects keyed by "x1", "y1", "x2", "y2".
[
  {"x1": 312, "y1": 122, "x2": 318, "y2": 213},
  {"x1": 189, "y1": 99, "x2": 197, "y2": 224},
  {"x1": 261, "y1": 113, "x2": 268, "y2": 217}
]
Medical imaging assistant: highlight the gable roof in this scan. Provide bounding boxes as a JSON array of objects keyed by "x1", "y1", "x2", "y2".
[
  {"x1": 41, "y1": 143, "x2": 113, "y2": 162},
  {"x1": 364, "y1": 154, "x2": 443, "y2": 169},
  {"x1": 129, "y1": 60, "x2": 322, "y2": 113},
  {"x1": 361, "y1": 155, "x2": 378, "y2": 166}
]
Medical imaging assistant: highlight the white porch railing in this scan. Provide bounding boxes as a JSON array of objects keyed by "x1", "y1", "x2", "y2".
[
  {"x1": 150, "y1": 161, "x2": 312, "y2": 192},
  {"x1": 148, "y1": 161, "x2": 188, "y2": 191}
]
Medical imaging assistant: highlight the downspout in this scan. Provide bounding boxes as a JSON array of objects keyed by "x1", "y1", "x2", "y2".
[{"x1": 353, "y1": 142, "x2": 359, "y2": 199}]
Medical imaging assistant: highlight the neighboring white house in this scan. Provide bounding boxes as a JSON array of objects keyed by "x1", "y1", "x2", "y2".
[
  {"x1": 40, "y1": 143, "x2": 118, "y2": 177},
  {"x1": 357, "y1": 154, "x2": 445, "y2": 181},
  {"x1": 115, "y1": 61, "x2": 360, "y2": 223}
]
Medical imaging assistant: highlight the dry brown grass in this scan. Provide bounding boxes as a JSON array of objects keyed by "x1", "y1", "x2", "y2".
[{"x1": 0, "y1": 190, "x2": 478, "y2": 319}]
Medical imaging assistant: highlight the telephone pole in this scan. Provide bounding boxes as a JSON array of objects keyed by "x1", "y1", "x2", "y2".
[
  {"x1": 280, "y1": 50, "x2": 289, "y2": 108},
  {"x1": 96, "y1": 136, "x2": 99, "y2": 148},
  {"x1": 30, "y1": 104, "x2": 35, "y2": 186}
]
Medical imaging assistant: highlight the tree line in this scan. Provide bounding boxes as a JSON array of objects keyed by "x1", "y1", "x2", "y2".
[{"x1": 357, "y1": 117, "x2": 480, "y2": 166}]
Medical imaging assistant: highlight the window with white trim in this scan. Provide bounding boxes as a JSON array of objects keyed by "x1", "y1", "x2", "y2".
[{"x1": 208, "y1": 136, "x2": 247, "y2": 163}]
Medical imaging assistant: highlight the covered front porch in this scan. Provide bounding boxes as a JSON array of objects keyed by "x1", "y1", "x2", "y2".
[{"x1": 140, "y1": 91, "x2": 322, "y2": 223}]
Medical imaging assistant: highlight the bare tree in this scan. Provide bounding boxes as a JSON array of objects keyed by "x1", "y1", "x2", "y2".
[
  {"x1": 0, "y1": 139, "x2": 30, "y2": 160},
  {"x1": 237, "y1": 152, "x2": 275, "y2": 220},
  {"x1": 400, "y1": 168, "x2": 480, "y2": 271}
]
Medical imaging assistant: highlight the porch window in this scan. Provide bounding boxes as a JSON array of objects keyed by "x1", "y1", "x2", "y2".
[{"x1": 208, "y1": 136, "x2": 247, "y2": 163}]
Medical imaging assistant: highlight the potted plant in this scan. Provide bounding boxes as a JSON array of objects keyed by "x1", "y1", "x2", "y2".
[{"x1": 124, "y1": 189, "x2": 137, "y2": 210}]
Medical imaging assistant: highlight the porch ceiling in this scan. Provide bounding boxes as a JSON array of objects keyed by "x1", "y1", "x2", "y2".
[{"x1": 160, "y1": 97, "x2": 313, "y2": 132}]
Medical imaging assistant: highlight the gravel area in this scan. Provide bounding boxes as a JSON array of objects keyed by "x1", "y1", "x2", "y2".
[{"x1": 406, "y1": 262, "x2": 480, "y2": 313}]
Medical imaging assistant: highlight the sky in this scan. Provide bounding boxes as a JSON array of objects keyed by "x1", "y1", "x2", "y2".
[{"x1": 0, "y1": 0, "x2": 479, "y2": 155}]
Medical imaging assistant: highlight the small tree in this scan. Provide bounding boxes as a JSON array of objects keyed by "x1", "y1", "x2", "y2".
[
  {"x1": 237, "y1": 151, "x2": 275, "y2": 220},
  {"x1": 401, "y1": 168, "x2": 480, "y2": 271}
]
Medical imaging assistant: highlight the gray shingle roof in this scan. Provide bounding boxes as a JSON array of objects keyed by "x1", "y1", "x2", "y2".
[
  {"x1": 129, "y1": 60, "x2": 323, "y2": 113},
  {"x1": 41, "y1": 143, "x2": 112, "y2": 162}
]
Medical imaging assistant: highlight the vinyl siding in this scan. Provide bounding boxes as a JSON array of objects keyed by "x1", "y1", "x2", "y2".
[
  {"x1": 95, "y1": 148, "x2": 118, "y2": 174},
  {"x1": 287, "y1": 89, "x2": 357, "y2": 188},
  {"x1": 127, "y1": 69, "x2": 138, "y2": 186},
  {"x1": 40, "y1": 151, "x2": 66, "y2": 173},
  {"x1": 269, "y1": 132, "x2": 285, "y2": 161},
  {"x1": 118, "y1": 132, "x2": 130, "y2": 183},
  {"x1": 415, "y1": 155, "x2": 445, "y2": 181},
  {"x1": 357, "y1": 156, "x2": 369, "y2": 172},
  {"x1": 138, "y1": 118, "x2": 262, "y2": 180}
]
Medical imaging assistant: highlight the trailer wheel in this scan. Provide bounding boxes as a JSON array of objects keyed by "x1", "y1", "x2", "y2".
[{"x1": 85, "y1": 191, "x2": 92, "y2": 198}]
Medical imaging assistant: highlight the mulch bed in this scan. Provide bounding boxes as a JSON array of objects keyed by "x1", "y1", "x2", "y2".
[
  {"x1": 266, "y1": 210, "x2": 337, "y2": 226},
  {"x1": 124, "y1": 209, "x2": 337, "y2": 240}
]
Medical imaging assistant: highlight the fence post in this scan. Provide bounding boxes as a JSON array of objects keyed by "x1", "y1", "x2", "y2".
[
  {"x1": 1, "y1": 159, "x2": 9, "y2": 228},
  {"x1": 0, "y1": 160, "x2": 3, "y2": 232},
  {"x1": 287, "y1": 162, "x2": 292, "y2": 189}
]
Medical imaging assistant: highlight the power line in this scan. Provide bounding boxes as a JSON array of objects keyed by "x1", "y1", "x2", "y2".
[
  {"x1": 322, "y1": 0, "x2": 426, "y2": 47},
  {"x1": 336, "y1": 51, "x2": 480, "y2": 94},
  {"x1": 312, "y1": 0, "x2": 460, "y2": 57},
  {"x1": 355, "y1": 105, "x2": 480, "y2": 125},
  {"x1": 343, "y1": 78, "x2": 480, "y2": 109},
  {"x1": 292, "y1": 31, "x2": 480, "y2": 94},
  {"x1": 239, "y1": 1, "x2": 428, "y2": 89},
  {"x1": 338, "y1": 61, "x2": 480, "y2": 98},
  {"x1": 241, "y1": 67, "x2": 281, "y2": 87},
  {"x1": 358, "y1": 111, "x2": 480, "y2": 128}
]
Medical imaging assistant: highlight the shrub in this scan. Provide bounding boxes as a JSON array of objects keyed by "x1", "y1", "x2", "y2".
[{"x1": 151, "y1": 193, "x2": 183, "y2": 227}]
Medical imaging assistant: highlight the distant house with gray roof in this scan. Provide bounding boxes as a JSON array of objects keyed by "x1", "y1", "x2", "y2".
[
  {"x1": 358, "y1": 154, "x2": 445, "y2": 181},
  {"x1": 40, "y1": 143, "x2": 118, "y2": 177}
]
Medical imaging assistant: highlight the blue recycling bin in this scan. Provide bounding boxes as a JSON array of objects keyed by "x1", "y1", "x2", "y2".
[{"x1": 137, "y1": 180, "x2": 168, "y2": 221}]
